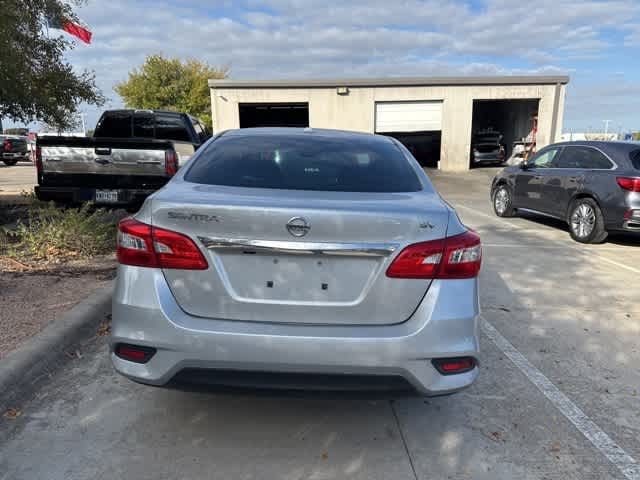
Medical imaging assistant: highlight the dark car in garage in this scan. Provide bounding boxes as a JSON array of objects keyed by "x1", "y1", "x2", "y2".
[
  {"x1": 471, "y1": 131, "x2": 506, "y2": 166},
  {"x1": 491, "y1": 141, "x2": 640, "y2": 243}
]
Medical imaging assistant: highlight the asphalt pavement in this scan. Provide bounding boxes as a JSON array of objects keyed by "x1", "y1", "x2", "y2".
[
  {"x1": 0, "y1": 162, "x2": 36, "y2": 196},
  {"x1": 1, "y1": 167, "x2": 639, "y2": 480}
]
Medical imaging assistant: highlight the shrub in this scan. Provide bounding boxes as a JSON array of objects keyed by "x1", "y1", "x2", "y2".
[{"x1": 2, "y1": 202, "x2": 117, "y2": 262}]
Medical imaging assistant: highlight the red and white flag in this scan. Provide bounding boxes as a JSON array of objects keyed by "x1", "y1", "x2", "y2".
[{"x1": 47, "y1": 16, "x2": 92, "y2": 44}]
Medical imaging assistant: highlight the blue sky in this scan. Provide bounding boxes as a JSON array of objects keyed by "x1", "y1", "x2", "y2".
[{"x1": 11, "y1": 0, "x2": 640, "y2": 133}]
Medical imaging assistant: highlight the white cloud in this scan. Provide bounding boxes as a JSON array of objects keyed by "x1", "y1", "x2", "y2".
[{"x1": 49, "y1": 0, "x2": 640, "y2": 131}]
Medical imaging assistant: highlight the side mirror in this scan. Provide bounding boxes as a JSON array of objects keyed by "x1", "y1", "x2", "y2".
[{"x1": 519, "y1": 160, "x2": 529, "y2": 170}]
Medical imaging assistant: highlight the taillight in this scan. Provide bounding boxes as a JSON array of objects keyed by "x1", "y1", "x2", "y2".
[
  {"x1": 114, "y1": 343, "x2": 156, "y2": 363},
  {"x1": 386, "y1": 230, "x2": 482, "y2": 279},
  {"x1": 432, "y1": 357, "x2": 476, "y2": 375},
  {"x1": 35, "y1": 146, "x2": 43, "y2": 173},
  {"x1": 617, "y1": 177, "x2": 640, "y2": 192},
  {"x1": 117, "y1": 218, "x2": 157, "y2": 267},
  {"x1": 116, "y1": 218, "x2": 208, "y2": 269},
  {"x1": 165, "y1": 150, "x2": 178, "y2": 176},
  {"x1": 3, "y1": 139, "x2": 12, "y2": 152}
]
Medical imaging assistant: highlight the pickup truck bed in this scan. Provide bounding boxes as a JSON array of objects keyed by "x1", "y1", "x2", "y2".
[{"x1": 35, "y1": 136, "x2": 177, "y2": 207}]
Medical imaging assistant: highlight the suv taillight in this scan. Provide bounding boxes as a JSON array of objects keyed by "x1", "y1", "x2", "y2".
[
  {"x1": 165, "y1": 150, "x2": 178, "y2": 176},
  {"x1": 35, "y1": 146, "x2": 43, "y2": 173},
  {"x1": 386, "y1": 231, "x2": 482, "y2": 279},
  {"x1": 116, "y1": 218, "x2": 208, "y2": 270},
  {"x1": 617, "y1": 177, "x2": 640, "y2": 192},
  {"x1": 3, "y1": 139, "x2": 12, "y2": 152}
]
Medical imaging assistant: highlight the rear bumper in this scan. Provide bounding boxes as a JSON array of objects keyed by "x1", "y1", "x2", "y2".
[
  {"x1": 472, "y1": 152, "x2": 504, "y2": 164},
  {"x1": 603, "y1": 197, "x2": 640, "y2": 232},
  {"x1": 35, "y1": 185, "x2": 156, "y2": 206},
  {"x1": 110, "y1": 266, "x2": 480, "y2": 396}
]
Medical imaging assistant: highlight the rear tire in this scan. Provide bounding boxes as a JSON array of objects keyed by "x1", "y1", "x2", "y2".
[
  {"x1": 492, "y1": 185, "x2": 516, "y2": 217},
  {"x1": 2, "y1": 159, "x2": 19, "y2": 166},
  {"x1": 568, "y1": 198, "x2": 607, "y2": 244}
]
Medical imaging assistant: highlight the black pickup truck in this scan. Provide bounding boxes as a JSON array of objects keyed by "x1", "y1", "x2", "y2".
[
  {"x1": 35, "y1": 110, "x2": 211, "y2": 207},
  {"x1": 1, "y1": 135, "x2": 29, "y2": 165}
]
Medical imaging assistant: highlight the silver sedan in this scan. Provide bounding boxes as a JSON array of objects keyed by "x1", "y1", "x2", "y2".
[{"x1": 111, "y1": 128, "x2": 481, "y2": 396}]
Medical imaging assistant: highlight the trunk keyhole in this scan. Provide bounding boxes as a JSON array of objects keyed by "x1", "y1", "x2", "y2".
[
  {"x1": 321, "y1": 283, "x2": 328, "y2": 290},
  {"x1": 267, "y1": 281, "x2": 274, "y2": 288}
]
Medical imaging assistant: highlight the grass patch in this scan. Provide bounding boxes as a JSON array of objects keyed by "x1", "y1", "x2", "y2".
[{"x1": 1, "y1": 202, "x2": 119, "y2": 263}]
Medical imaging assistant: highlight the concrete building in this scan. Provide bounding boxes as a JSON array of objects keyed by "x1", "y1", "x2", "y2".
[{"x1": 209, "y1": 76, "x2": 569, "y2": 171}]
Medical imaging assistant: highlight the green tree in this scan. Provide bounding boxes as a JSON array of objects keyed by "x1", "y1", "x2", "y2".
[
  {"x1": 0, "y1": 0, "x2": 104, "y2": 131},
  {"x1": 115, "y1": 55, "x2": 228, "y2": 128}
]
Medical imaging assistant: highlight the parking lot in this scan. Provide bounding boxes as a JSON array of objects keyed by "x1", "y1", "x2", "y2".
[
  {"x1": 0, "y1": 162, "x2": 36, "y2": 197},
  {"x1": 1, "y1": 167, "x2": 639, "y2": 480}
]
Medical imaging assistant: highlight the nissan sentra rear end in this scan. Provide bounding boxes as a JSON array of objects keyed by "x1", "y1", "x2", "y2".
[{"x1": 110, "y1": 128, "x2": 481, "y2": 396}]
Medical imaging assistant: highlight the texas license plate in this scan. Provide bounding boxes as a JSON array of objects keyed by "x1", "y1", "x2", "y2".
[{"x1": 95, "y1": 190, "x2": 119, "y2": 203}]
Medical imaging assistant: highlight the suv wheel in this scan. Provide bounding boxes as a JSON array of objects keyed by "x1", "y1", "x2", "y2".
[
  {"x1": 492, "y1": 185, "x2": 515, "y2": 217},
  {"x1": 568, "y1": 198, "x2": 607, "y2": 244}
]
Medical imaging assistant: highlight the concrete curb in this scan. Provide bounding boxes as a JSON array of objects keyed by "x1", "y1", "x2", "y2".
[{"x1": 0, "y1": 282, "x2": 113, "y2": 414}]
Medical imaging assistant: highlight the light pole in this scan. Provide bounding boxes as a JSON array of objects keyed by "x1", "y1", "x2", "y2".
[{"x1": 603, "y1": 119, "x2": 611, "y2": 137}]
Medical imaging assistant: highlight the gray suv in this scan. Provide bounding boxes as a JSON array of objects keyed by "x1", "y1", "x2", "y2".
[{"x1": 491, "y1": 141, "x2": 640, "y2": 243}]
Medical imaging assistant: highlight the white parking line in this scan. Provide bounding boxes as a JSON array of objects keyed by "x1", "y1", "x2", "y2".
[
  {"x1": 456, "y1": 204, "x2": 518, "y2": 228},
  {"x1": 481, "y1": 317, "x2": 640, "y2": 480},
  {"x1": 457, "y1": 204, "x2": 640, "y2": 275},
  {"x1": 594, "y1": 255, "x2": 640, "y2": 275}
]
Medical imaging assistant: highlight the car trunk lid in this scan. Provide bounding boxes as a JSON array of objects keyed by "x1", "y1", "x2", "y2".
[{"x1": 153, "y1": 183, "x2": 450, "y2": 325}]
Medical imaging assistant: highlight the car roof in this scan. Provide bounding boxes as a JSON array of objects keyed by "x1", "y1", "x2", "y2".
[
  {"x1": 549, "y1": 140, "x2": 640, "y2": 160},
  {"x1": 223, "y1": 127, "x2": 393, "y2": 144},
  {"x1": 551, "y1": 140, "x2": 639, "y2": 151},
  {"x1": 102, "y1": 109, "x2": 184, "y2": 116}
]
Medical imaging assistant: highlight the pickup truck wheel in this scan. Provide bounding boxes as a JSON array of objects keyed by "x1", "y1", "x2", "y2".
[
  {"x1": 492, "y1": 185, "x2": 516, "y2": 217},
  {"x1": 568, "y1": 198, "x2": 607, "y2": 244},
  {"x1": 2, "y1": 159, "x2": 19, "y2": 166}
]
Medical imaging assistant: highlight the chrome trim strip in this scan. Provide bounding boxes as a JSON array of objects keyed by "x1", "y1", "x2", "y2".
[
  {"x1": 136, "y1": 159, "x2": 163, "y2": 165},
  {"x1": 623, "y1": 220, "x2": 640, "y2": 231},
  {"x1": 198, "y1": 237, "x2": 399, "y2": 257},
  {"x1": 516, "y1": 207, "x2": 565, "y2": 221}
]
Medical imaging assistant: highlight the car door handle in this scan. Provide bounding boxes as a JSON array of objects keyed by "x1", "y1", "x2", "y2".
[
  {"x1": 534, "y1": 175, "x2": 542, "y2": 180},
  {"x1": 94, "y1": 147, "x2": 111, "y2": 155},
  {"x1": 136, "y1": 159, "x2": 162, "y2": 165}
]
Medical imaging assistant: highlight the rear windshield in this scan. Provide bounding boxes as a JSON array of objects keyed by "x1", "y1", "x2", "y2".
[
  {"x1": 184, "y1": 134, "x2": 422, "y2": 192},
  {"x1": 155, "y1": 113, "x2": 191, "y2": 142},
  {"x1": 94, "y1": 112, "x2": 132, "y2": 138},
  {"x1": 631, "y1": 149, "x2": 640, "y2": 170}
]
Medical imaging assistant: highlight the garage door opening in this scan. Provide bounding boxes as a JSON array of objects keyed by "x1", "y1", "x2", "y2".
[
  {"x1": 470, "y1": 99, "x2": 539, "y2": 169},
  {"x1": 239, "y1": 103, "x2": 309, "y2": 128},
  {"x1": 380, "y1": 131, "x2": 441, "y2": 168},
  {"x1": 375, "y1": 101, "x2": 442, "y2": 168}
]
